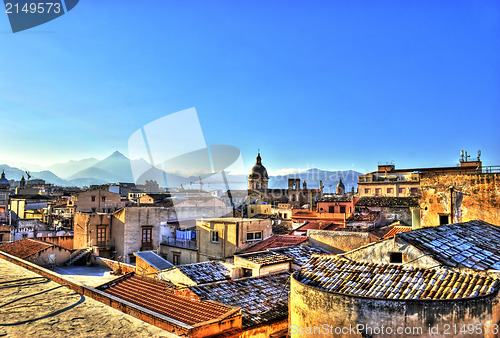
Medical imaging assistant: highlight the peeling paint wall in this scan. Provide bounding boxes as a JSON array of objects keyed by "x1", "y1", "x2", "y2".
[{"x1": 420, "y1": 173, "x2": 500, "y2": 226}]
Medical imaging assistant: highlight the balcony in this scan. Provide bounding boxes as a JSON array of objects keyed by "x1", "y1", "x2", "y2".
[
  {"x1": 161, "y1": 236, "x2": 198, "y2": 250},
  {"x1": 94, "y1": 238, "x2": 114, "y2": 249}
]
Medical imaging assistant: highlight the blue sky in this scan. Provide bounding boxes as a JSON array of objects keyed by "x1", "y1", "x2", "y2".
[{"x1": 0, "y1": 0, "x2": 499, "y2": 174}]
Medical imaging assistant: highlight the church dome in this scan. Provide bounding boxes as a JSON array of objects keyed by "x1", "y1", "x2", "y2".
[
  {"x1": 337, "y1": 178, "x2": 345, "y2": 189},
  {"x1": 249, "y1": 153, "x2": 268, "y2": 179},
  {"x1": 336, "y1": 178, "x2": 345, "y2": 195},
  {"x1": 0, "y1": 171, "x2": 10, "y2": 187}
]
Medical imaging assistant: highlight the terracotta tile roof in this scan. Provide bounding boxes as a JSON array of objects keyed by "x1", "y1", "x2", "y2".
[
  {"x1": 177, "y1": 261, "x2": 231, "y2": 284},
  {"x1": 272, "y1": 245, "x2": 329, "y2": 267},
  {"x1": 382, "y1": 226, "x2": 413, "y2": 239},
  {"x1": 99, "y1": 274, "x2": 236, "y2": 325},
  {"x1": 347, "y1": 211, "x2": 379, "y2": 222},
  {"x1": 297, "y1": 255, "x2": 500, "y2": 300},
  {"x1": 237, "y1": 251, "x2": 292, "y2": 266},
  {"x1": 238, "y1": 235, "x2": 307, "y2": 254},
  {"x1": 0, "y1": 239, "x2": 53, "y2": 259},
  {"x1": 189, "y1": 273, "x2": 290, "y2": 328},
  {"x1": 356, "y1": 197, "x2": 419, "y2": 207},
  {"x1": 398, "y1": 220, "x2": 500, "y2": 270}
]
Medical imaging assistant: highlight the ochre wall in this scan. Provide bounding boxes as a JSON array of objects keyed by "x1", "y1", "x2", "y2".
[
  {"x1": 420, "y1": 173, "x2": 500, "y2": 227},
  {"x1": 290, "y1": 273, "x2": 500, "y2": 338}
]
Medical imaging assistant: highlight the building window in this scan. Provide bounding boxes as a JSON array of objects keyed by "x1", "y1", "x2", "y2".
[
  {"x1": 410, "y1": 188, "x2": 419, "y2": 195},
  {"x1": 142, "y1": 227, "x2": 152, "y2": 247},
  {"x1": 211, "y1": 231, "x2": 219, "y2": 243},
  {"x1": 328, "y1": 206, "x2": 335, "y2": 213},
  {"x1": 390, "y1": 252, "x2": 403, "y2": 264},
  {"x1": 91, "y1": 196, "x2": 96, "y2": 202},
  {"x1": 97, "y1": 226, "x2": 106, "y2": 246},
  {"x1": 375, "y1": 188, "x2": 381, "y2": 196},
  {"x1": 91, "y1": 208, "x2": 96, "y2": 213},
  {"x1": 246, "y1": 231, "x2": 262, "y2": 241},
  {"x1": 173, "y1": 253, "x2": 180, "y2": 265},
  {"x1": 22, "y1": 233, "x2": 28, "y2": 239},
  {"x1": 439, "y1": 215, "x2": 449, "y2": 225},
  {"x1": 340, "y1": 206, "x2": 346, "y2": 213},
  {"x1": 398, "y1": 188, "x2": 405, "y2": 194},
  {"x1": 364, "y1": 188, "x2": 371, "y2": 194},
  {"x1": 387, "y1": 188, "x2": 394, "y2": 194},
  {"x1": 101, "y1": 196, "x2": 106, "y2": 202}
]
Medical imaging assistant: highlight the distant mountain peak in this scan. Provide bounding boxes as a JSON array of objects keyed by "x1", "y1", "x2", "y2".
[{"x1": 107, "y1": 151, "x2": 127, "y2": 159}]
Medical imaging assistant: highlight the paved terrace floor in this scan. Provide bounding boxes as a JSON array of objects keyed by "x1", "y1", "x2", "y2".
[
  {"x1": 0, "y1": 258, "x2": 178, "y2": 338},
  {"x1": 53, "y1": 265, "x2": 121, "y2": 288}
]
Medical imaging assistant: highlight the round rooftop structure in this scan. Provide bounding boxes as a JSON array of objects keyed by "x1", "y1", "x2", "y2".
[
  {"x1": 249, "y1": 153, "x2": 268, "y2": 179},
  {"x1": 0, "y1": 171, "x2": 10, "y2": 188}
]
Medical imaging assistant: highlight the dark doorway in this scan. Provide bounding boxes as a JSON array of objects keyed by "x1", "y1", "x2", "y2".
[{"x1": 439, "y1": 215, "x2": 449, "y2": 225}]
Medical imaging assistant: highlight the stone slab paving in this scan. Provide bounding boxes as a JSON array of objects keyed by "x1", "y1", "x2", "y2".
[{"x1": 0, "y1": 258, "x2": 179, "y2": 338}]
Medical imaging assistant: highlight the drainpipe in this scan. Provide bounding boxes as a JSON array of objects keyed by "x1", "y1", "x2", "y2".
[{"x1": 449, "y1": 186, "x2": 454, "y2": 224}]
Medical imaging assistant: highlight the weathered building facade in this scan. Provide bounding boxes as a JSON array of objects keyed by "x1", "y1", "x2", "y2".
[
  {"x1": 69, "y1": 189, "x2": 121, "y2": 214},
  {"x1": 290, "y1": 255, "x2": 500, "y2": 338},
  {"x1": 419, "y1": 172, "x2": 500, "y2": 226}
]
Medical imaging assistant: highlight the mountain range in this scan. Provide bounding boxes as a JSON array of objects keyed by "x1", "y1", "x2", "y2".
[{"x1": 0, "y1": 151, "x2": 363, "y2": 190}]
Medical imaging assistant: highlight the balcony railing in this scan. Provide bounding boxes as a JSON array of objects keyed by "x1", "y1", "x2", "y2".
[
  {"x1": 481, "y1": 166, "x2": 500, "y2": 174},
  {"x1": 161, "y1": 236, "x2": 198, "y2": 250}
]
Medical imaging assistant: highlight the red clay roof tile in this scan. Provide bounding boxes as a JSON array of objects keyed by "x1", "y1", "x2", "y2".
[
  {"x1": 0, "y1": 239, "x2": 53, "y2": 259},
  {"x1": 99, "y1": 274, "x2": 236, "y2": 326},
  {"x1": 238, "y1": 235, "x2": 307, "y2": 254}
]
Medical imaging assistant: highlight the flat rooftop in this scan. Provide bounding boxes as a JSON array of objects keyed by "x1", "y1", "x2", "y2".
[
  {"x1": 53, "y1": 265, "x2": 121, "y2": 288},
  {"x1": 0, "y1": 258, "x2": 176, "y2": 337}
]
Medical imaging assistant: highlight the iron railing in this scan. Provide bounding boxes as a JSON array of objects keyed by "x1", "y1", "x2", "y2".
[{"x1": 161, "y1": 236, "x2": 198, "y2": 250}]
